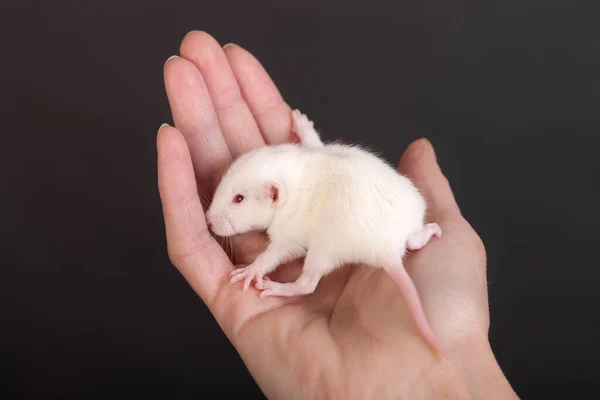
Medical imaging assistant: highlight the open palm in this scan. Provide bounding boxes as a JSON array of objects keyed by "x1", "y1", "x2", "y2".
[{"x1": 157, "y1": 32, "x2": 517, "y2": 400}]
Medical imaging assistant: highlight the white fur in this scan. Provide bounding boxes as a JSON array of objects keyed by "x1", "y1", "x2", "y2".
[
  {"x1": 205, "y1": 109, "x2": 445, "y2": 357},
  {"x1": 207, "y1": 138, "x2": 426, "y2": 270}
]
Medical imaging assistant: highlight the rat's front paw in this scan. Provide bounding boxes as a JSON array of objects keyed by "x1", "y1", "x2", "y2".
[{"x1": 230, "y1": 264, "x2": 265, "y2": 292}]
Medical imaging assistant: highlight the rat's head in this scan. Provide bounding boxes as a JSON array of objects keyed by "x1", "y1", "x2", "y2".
[{"x1": 205, "y1": 152, "x2": 285, "y2": 237}]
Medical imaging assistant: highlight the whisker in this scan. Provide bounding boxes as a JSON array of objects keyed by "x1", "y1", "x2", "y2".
[
  {"x1": 198, "y1": 189, "x2": 212, "y2": 210},
  {"x1": 207, "y1": 172, "x2": 222, "y2": 183}
]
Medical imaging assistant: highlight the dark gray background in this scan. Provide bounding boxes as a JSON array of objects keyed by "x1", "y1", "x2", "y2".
[{"x1": 1, "y1": 0, "x2": 598, "y2": 398}]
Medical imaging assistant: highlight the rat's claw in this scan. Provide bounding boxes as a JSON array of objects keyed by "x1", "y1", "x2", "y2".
[
  {"x1": 244, "y1": 271, "x2": 266, "y2": 292},
  {"x1": 259, "y1": 289, "x2": 274, "y2": 299},
  {"x1": 243, "y1": 274, "x2": 254, "y2": 292},
  {"x1": 229, "y1": 265, "x2": 265, "y2": 291},
  {"x1": 229, "y1": 270, "x2": 248, "y2": 285},
  {"x1": 230, "y1": 270, "x2": 242, "y2": 278},
  {"x1": 230, "y1": 267, "x2": 246, "y2": 277}
]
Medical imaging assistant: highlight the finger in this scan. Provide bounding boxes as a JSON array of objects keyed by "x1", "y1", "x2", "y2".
[
  {"x1": 180, "y1": 32, "x2": 265, "y2": 157},
  {"x1": 156, "y1": 124, "x2": 232, "y2": 305},
  {"x1": 224, "y1": 44, "x2": 295, "y2": 145},
  {"x1": 397, "y1": 138, "x2": 462, "y2": 222},
  {"x1": 163, "y1": 56, "x2": 231, "y2": 197},
  {"x1": 156, "y1": 125, "x2": 296, "y2": 339}
]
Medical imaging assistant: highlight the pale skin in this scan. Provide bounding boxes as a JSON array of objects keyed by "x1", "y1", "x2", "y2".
[{"x1": 158, "y1": 31, "x2": 520, "y2": 399}]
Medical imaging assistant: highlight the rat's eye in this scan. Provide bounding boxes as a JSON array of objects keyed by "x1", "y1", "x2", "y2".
[{"x1": 233, "y1": 194, "x2": 244, "y2": 203}]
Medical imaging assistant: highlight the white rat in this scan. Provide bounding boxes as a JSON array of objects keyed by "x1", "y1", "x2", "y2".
[{"x1": 206, "y1": 109, "x2": 445, "y2": 357}]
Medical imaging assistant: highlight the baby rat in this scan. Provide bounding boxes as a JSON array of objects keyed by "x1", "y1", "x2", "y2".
[{"x1": 206, "y1": 109, "x2": 444, "y2": 357}]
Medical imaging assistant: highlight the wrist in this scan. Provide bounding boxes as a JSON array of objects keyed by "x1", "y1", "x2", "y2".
[
  {"x1": 410, "y1": 340, "x2": 519, "y2": 400},
  {"x1": 456, "y1": 340, "x2": 519, "y2": 400}
]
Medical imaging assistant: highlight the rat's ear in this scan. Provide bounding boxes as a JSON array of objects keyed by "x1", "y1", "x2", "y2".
[{"x1": 263, "y1": 181, "x2": 286, "y2": 207}]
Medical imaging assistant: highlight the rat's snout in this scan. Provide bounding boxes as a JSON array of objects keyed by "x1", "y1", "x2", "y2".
[{"x1": 204, "y1": 210, "x2": 235, "y2": 237}]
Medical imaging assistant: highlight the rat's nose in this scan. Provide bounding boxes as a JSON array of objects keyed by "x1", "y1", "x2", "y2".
[{"x1": 206, "y1": 220, "x2": 212, "y2": 230}]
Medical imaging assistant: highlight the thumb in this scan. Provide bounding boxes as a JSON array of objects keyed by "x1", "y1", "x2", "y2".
[
  {"x1": 397, "y1": 139, "x2": 490, "y2": 343},
  {"x1": 397, "y1": 138, "x2": 462, "y2": 223}
]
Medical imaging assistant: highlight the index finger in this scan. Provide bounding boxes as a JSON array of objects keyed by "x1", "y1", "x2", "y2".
[
  {"x1": 164, "y1": 56, "x2": 231, "y2": 198},
  {"x1": 180, "y1": 32, "x2": 266, "y2": 157}
]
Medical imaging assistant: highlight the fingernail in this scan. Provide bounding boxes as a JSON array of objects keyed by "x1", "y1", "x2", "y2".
[
  {"x1": 418, "y1": 138, "x2": 436, "y2": 161},
  {"x1": 223, "y1": 43, "x2": 236, "y2": 50},
  {"x1": 418, "y1": 137, "x2": 432, "y2": 148},
  {"x1": 185, "y1": 30, "x2": 198, "y2": 38},
  {"x1": 164, "y1": 55, "x2": 179, "y2": 65},
  {"x1": 158, "y1": 123, "x2": 170, "y2": 135},
  {"x1": 427, "y1": 140, "x2": 438, "y2": 162},
  {"x1": 157, "y1": 124, "x2": 168, "y2": 149}
]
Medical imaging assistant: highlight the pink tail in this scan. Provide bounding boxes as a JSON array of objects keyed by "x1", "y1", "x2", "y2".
[{"x1": 385, "y1": 265, "x2": 448, "y2": 360}]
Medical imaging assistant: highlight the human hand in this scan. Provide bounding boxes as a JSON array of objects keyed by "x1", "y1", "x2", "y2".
[{"x1": 157, "y1": 31, "x2": 518, "y2": 400}]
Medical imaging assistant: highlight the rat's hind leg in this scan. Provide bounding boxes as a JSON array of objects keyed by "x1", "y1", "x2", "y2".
[
  {"x1": 406, "y1": 223, "x2": 442, "y2": 251},
  {"x1": 258, "y1": 248, "x2": 331, "y2": 298},
  {"x1": 382, "y1": 256, "x2": 447, "y2": 359},
  {"x1": 292, "y1": 109, "x2": 323, "y2": 149}
]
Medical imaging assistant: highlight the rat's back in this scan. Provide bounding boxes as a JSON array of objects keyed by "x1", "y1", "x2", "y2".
[{"x1": 295, "y1": 143, "x2": 427, "y2": 266}]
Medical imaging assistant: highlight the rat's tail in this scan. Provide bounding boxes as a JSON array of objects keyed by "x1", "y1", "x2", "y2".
[{"x1": 384, "y1": 264, "x2": 449, "y2": 360}]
